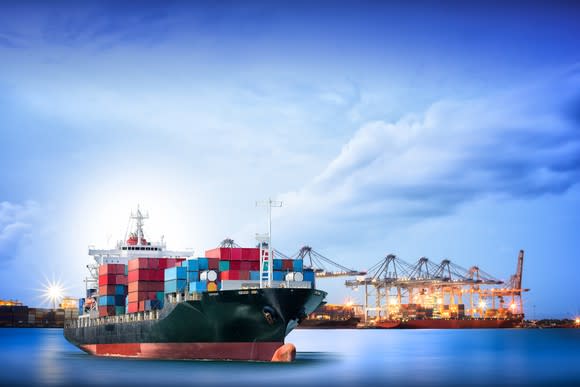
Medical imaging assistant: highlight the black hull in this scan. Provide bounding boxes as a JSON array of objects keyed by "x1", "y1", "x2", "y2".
[
  {"x1": 298, "y1": 316, "x2": 360, "y2": 329},
  {"x1": 64, "y1": 288, "x2": 326, "y2": 361}
]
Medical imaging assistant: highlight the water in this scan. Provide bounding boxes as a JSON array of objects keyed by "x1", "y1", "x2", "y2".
[{"x1": 1, "y1": 328, "x2": 579, "y2": 387}]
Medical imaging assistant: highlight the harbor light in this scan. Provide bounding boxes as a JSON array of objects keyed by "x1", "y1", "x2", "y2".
[
  {"x1": 575, "y1": 317, "x2": 580, "y2": 326},
  {"x1": 478, "y1": 300, "x2": 486, "y2": 309}
]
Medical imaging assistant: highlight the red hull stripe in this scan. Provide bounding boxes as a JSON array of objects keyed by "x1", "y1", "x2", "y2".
[{"x1": 80, "y1": 342, "x2": 284, "y2": 361}]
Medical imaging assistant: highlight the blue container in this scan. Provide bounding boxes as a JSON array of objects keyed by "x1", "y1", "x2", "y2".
[
  {"x1": 114, "y1": 295, "x2": 126, "y2": 305},
  {"x1": 98, "y1": 295, "x2": 115, "y2": 306},
  {"x1": 78, "y1": 298, "x2": 85, "y2": 315},
  {"x1": 165, "y1": 279, "x2": 188, "y2": 293},
  {"x1": 189, "y1": 281, "x2": 209, "y2": 293},
  {"x1": 273, "y1": 271, "x2": 284, "y2": 281},
  {"x1": 165, "y1": 267, "x2": 187, "y2": 281},
  {"x1": 156, "y1": 291, "x2": 164, "y2": 301},
  {"x1": 303, "y1": 269, "x2": 315, "y2": 282},
  {"x1": 115, "y1": 285, "x2": 126, "y2": 295},
  {"x1": 198, "y1": 258, "x2": 209, "y2": 271},
  {"x1": 188, "y1": 271, "x2": 199, "y2": 282},
  {"x1": 219, "y1": 260, "x2": 230, "y2": 271},
  {"x1": 293, "y1": 259, "x2": 303, "y2": 272},
  {"x1": 115, "y1": 306, "x2": 125, "y2": 315},
  {"x1": 273, "y1": 259, "x2": 283, "y2": 270},
  {"x1": 249, "y1": 271, "x2": 260, "y2": 280},
  {"x1": 187, "y1": 259, "x2": 199, "y2": 271}
]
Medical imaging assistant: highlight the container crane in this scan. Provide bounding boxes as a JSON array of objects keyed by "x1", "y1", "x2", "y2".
[{"x1": 291, "y1": 246, "x2": 367, "y2": 278}]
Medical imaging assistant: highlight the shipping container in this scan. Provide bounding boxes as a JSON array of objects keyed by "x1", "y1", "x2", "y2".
[
  {"x1": 292, "y1": 259, "x2": 303, "y2": 272},
  {"x1": 200, "y1": 270, "x2": 218, "y2": 281},
  {"x1": 164, "y1": 279, "x2": 188, "y2": 293},
  {"x1": 218, "y1": 260, "x2": 230, "y2": 271},
  {"x1": 164, "y1": 266, "x2": 187, "y2": 281},
  {"x1": 187, "y1": 271, "x2": 199, "y2": 282},
  {"x1": 205, "y1": 248, "x2": 231, "y2": 260},
  {"x1": 186, "y1": 259, "x2": 199, "y2": 271},
  {"x1": 230, "y1": 248, "x2": 243, "y2": 260},
  {"x1": 128, "y1": 281, "x2": 164, "y2": 293}
]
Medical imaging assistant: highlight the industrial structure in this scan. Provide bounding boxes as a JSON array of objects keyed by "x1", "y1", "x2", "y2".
[{"x1": 345, "y1": 250, "x2": 529, "y2": 326}]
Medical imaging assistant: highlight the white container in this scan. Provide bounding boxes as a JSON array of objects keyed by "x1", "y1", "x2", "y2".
[
  {"x1": 285, "y1": 272, "x2": 304, "y2": 282},
  {"x1": 207, "y1": 270, "x2": 218, "y2": 282}
]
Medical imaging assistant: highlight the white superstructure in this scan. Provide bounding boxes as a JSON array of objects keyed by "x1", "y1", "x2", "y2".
[{"x1": 85, "y1": 207, "x2": 194, "y2": 289}]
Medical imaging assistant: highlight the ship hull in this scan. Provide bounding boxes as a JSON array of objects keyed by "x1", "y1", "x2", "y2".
[
  {"x1": 298, "y1": 316, "x2": 360, "y2": 329},
  {"x1": 375, "y1": 318, "x2": 521, "y2": 329},
  {"x1": 65, "y1": 288, "x2": 326, "y2": 361}
]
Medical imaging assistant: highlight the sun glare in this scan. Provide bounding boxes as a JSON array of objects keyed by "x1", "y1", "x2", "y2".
[{"x1": 41, "y1": 280, "x2": 66, "y2": 309}]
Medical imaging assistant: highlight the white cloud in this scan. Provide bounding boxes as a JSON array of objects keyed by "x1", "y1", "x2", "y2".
[
  {"x1": 275, "y1": 71, "x2": 580, "y2": 244},
  {"x1": 0, "y1": 200, "x2": 39, "y2": 262}
]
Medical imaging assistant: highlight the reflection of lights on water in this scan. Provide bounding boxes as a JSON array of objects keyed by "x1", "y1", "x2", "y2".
[{"x1": 37, "y1": 331, "x2": 65, "y2": 386}]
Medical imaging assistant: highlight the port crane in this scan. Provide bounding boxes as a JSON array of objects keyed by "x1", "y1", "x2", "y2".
[
  {"x1": 288, "y1": 246, "x2": 367, "y2": 278},
  {"x1": 345, "y1": 250, "x2": 528, "y2": 322}
]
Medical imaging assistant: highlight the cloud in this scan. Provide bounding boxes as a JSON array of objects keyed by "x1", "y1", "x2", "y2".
[
  {"x1": 0, "y1": 201, "x2": 39, "y2": 264},
  {"x1": 277, "y1": 68, "x2": 580, "y2": 240}
]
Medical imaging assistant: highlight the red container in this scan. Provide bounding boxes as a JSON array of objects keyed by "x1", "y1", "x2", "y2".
[
  {"x1": 127, "y1": 302, "x2": 139, "y2": 314},
  {"x1": 230, "y1": 248, "x2": 243, "y2": 261},
  {"x1": 99, "y1": 264, "x2": 126, "y2": 276},
  {"x1": 242, "y1": 248, "x2": 260, "y2": 261},
  {"x1": 220, "y1": 270, "x2": 239, "y2": 280},
  {"x1": 205, "y1": 248, "x2": 232, "y2": 260},
  {"x1": 238, "y1": 270, "x2": 250, "y2": 280},
  {"x1": 282, "y1": 259, "x2": 294, "y2": 270},
  {"x1": 115, "y1": 274, "x2": 128, "y2": 285},
  {"x1": 229, "y1": 261, "x2": 242, "y2": 270},
  {"x1": 128, "y1": 258, "x2": 147, "y2": 271},
  {"x1": 99, "y1": 285, "x2": 118, "y2": 295},
  {"x1": 240, "y1": 261, "x2": 252, "y2": 270},
  {"x1": 98, "y1": 274, "x2": 119, "y2": 285},
  {"x1": 207, "y1": 258, "x2": 219, "y2": 270},
  {"x1": 128, "y1": 281, "x2": 164, "y2": 293},
  {"x1": 249, "y1": 261, "x2": 260, "y2": 271},
  {"x1": 98, "y1": 305, "x2": 116, "y2": 317}
]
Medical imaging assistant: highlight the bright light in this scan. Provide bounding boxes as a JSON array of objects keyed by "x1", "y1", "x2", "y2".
[
  {"x1": 344, "y1": 298, "x2": 354, "y2": 307},
  {"x1": 478, "y1": 300, "x2": 486, "y2": 309},
  {"x1": 510, "y1": 303, "x2": 517, "y2": 310},
  {"x1": 575, "y1": 317, "x2": 579, "y2": 325},
  {"x1": 41, "y1": 279, "x2": 66, "y2": 309}
]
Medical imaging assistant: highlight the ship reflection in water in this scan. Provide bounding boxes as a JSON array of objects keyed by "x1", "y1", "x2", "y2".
[{"x1": 1, "y1": 328, "x2": 579, "y2": 387}]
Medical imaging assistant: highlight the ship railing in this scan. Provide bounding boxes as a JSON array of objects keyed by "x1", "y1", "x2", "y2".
[{"x1": 67, "y1": 310, "x2": 161, "y2": 328}]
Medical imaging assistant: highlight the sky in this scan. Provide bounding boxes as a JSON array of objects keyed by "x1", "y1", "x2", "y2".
[{"x1": 0, "y1": 1, "x2": 579, "y2": 318}]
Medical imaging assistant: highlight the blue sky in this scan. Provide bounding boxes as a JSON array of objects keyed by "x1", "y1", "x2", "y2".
[{"x1": 1, "y1": 1, "x2": 579, "y2": 317}]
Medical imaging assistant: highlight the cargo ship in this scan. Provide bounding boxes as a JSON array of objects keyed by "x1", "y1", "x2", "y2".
[
  {"x1": 374, "y1": 318, "x2": 522, "y2": 329},
  {"x1": 64, "y1": 208, "x2": 327, "y2": 361},
  {"x1": 299, "y1": 303, "x2": 361, "y2": 329}
]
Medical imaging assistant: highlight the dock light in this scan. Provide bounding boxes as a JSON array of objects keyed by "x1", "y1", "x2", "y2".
[
  {"x1": 575, "y1": 317, "x2": 580, "y2": 326},
  {"x1": 510, "y1": 303, "x2": 517, "y2": 311},
  {"x1": 478, "y1": 300, "x2": 486, "y2": 309}
]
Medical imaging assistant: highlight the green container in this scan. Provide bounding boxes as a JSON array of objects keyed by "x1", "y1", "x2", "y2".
[
  {"x1": 115, "y1": 306, "x2": 125, "y2": 315},
  {"x1": 219, "y1": 260, "x2": 230, "y2": 271}
]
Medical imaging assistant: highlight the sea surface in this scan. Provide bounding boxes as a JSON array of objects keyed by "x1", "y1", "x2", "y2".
[{"x1": 1, "y1": 328, "x2": 579, "y2": 387}]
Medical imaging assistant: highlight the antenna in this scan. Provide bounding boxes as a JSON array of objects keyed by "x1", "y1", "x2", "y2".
[{"x1": 256, "y1": 198, "x2": 283, "y2": 288}]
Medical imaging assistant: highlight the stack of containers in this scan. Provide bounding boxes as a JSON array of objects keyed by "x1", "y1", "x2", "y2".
[
  {"x1": 127, "y1": 258, "x2": 184, "y2": 313},
  {"x1": 164, "y1": 266, "x2": 187, "y2": 294},
  {"x1": 187, "y1": 256, "x2": 220, "y2": 292},
  {"x1": 98, "y1": 263, "x2": 127, "y2": 317}
]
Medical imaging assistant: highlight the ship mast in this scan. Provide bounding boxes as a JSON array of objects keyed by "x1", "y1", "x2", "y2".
[{"x1": 256, "y1": 198, "x2": 282, "y2": 288}]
